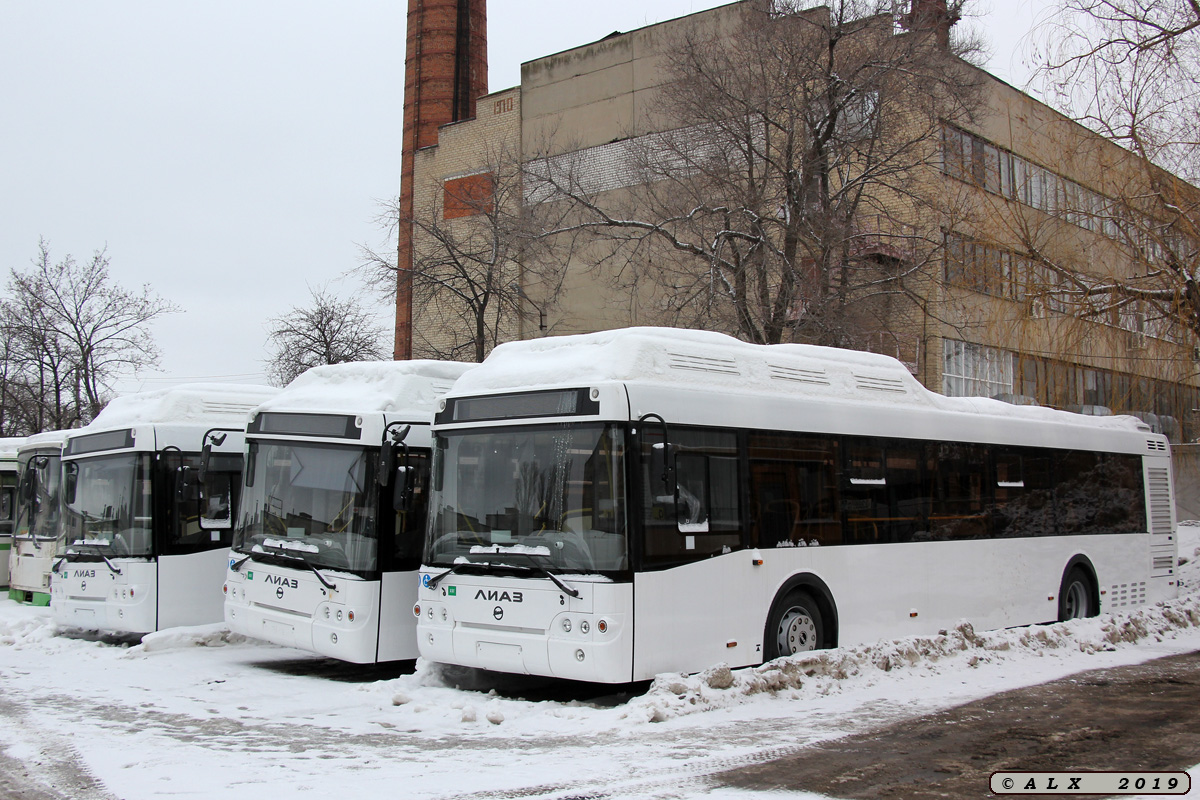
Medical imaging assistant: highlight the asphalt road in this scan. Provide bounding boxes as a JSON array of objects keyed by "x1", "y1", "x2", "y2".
[{"x1": 716, "y1": 650, "x2": 1200, "y2": 798}]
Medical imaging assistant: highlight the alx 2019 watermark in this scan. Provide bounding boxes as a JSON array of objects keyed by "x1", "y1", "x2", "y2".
[{"x1": 991, "y1": 772, "x2": 1190, "y2": 794}]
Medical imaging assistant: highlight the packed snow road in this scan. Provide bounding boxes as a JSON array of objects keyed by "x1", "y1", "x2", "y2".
[{"x1": 1, "y1": 530, "x2": 1200, "y2": 799}]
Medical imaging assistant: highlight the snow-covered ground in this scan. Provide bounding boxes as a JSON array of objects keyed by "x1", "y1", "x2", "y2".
[{"x1": 4, "y1": 532, "x2": 1200, "y2": 800}]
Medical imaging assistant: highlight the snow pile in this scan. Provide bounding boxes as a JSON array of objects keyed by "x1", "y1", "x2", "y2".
[
  {"x1": 88, "y1": 383, "x2": 279, "y2": 427},
  {"x1": 0, "y1": 609, "x2": 58, "y2": 648},
  {"x1": 130, "y1": 623, "x2": 249, "y2": 654},
  {"x1": 0, "y1": 437, "x2": 24, "y2": 462},
  {"x1": 18, "y1": 429, "x2": 68, "y2": 453},
  {"x1": 258, "y1": 360, "x2": 474, "y2": 418},
  {"x1": 620, "y1": 593, "x2": 1200, "y2": 724}
]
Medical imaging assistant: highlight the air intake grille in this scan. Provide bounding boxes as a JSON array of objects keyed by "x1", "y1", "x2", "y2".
[
  {"x1": 768, "y1": 365, "x2": 830, "y2": 386},
  {"x1": 202, "y1": 401, "x2": 255, "y2": 416},
  {"x1": 1108, "y1": 581, "x2": 1147, "y2": 608},
  {"x1": 853, "y1": 374, "x2": 907, "y2": 394},
  {"x1": 1147, "y1": 467, "x2": 1173, "y2": 535},
  {"x1": 667, "y1": 352, "x2": 740, "y2": 375},
  {"x1": 1147, "y1": 439, "x2": 1167, "y2": 452}
]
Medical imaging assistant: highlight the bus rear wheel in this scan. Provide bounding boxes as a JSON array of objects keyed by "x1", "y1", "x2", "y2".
[
  {"x1": 766, "y1": 589, "x2": 824, "y2": 660},
  {"x1": 1058, "y1": 567, "x2": 1096, "y2": 621}
]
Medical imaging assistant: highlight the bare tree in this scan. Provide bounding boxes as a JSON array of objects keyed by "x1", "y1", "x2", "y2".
[
  {"x1": 0, "y1": 240, "x2": 177, "y2": 432},
  {"x1": 528, "y1": 0, "x2": 985, "y2": 350},
  {"x1": 362, "y1": 145, "x2": 576, "y2": 362},
  {"x1": 264, "y1": 285, "x2": 388, "y2": 386},
  {"x1": 1023, "y1": 0, "x2": 1200, "y2": 347}
]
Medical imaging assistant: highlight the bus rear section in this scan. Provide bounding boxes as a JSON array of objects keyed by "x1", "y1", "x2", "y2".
[
  {"x1": 223, "y1": 360, "x2": 473, "y2": 663},
  {"x1": 415, "y1": 328, "x2": 1177, "y2": 683},
  {"x1": 51, "y1": 384, "x2": 275, "y2": 635}
]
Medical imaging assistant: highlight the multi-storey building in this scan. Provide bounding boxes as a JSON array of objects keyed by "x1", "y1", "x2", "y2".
[{"x1": 400, "y1": 0, "x2": 1200, "y2": 442}]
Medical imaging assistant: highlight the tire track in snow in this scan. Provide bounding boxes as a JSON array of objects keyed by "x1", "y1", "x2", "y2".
[{"x1": 0, "y1": 692, "x2": 118, "y2": 800}]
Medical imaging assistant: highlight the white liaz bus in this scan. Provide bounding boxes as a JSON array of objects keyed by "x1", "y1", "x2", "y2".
[
  {"x1": 9, "y1": 431, "x2": 67, "y2": 605},
  {"x1": 223, "y1": 360, "x2": 474, "y2": 663},
  {"x1": 0, "y1": 437, "x2": 24, "y2": 590},
  {"x1": 51, "y1": 384, "x2": 277, "y2": 635},
  {"x1": 415, "y1": 327, "x2": 1178, "y2": 683}
]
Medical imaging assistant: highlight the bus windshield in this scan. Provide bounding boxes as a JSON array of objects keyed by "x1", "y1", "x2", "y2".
[
  {"x1": 233, "y1": 441, "x2": 380, "y2": 574},
  {"x1": 427, "y1": 423, "x2": 628, "y2": 574},
  {"x1": 16, "y1": 453, "x2": 61, "y2": 540},
  {"x1": 62, "y1": 453, "x2": 153, "y2": 557}
]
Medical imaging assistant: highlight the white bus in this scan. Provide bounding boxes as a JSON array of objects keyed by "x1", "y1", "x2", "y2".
[
  {"x1": 0, "y1": 438, "x2": 23, "y2": 590},
  {"x1": 416, "y1": 328, "x2": 1178, "y2": 683},
  {"x1": 51, "y1": 384, "x2": 277, "y2": 634},
  {"x1": 10, "y1": 431, "x2": 66, "y2": 605},
  {"x1": 223, "y1": 360, "x2": 473, "y2": 663}
]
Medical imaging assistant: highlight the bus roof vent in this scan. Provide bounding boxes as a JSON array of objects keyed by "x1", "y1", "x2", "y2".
[
  {"x1": 202, "y1": 401, "x2": 258, "y2": 416},
  {"x1": 666, "y1": 351, "x2": 740, "y2": 376},
  {"x1": 768, "y1": 364, "x2": 831, "y2": 386},
  {"x1": 853, "y1": 374, "x2": 907, "y2": 394}
]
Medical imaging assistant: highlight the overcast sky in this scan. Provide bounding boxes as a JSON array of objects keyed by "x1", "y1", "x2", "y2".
[{"x1": 0, "y1": 0, "x2": 1052, "y2": 398}]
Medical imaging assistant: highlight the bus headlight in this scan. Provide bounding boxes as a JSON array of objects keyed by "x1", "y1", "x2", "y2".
[
  {"x1": 575, "y1": 649, "x2": 585, "y2": 662},
  {"x1": 562, "y1": 618, "x2": 572, "y2": 633},
  {"x1": 580, "y1": 620, "x2": 590, "y2": 634}
]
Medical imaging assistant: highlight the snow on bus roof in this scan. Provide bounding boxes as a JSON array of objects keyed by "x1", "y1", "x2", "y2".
[
  {"x1": 0, "y1": 437, "x2": 23, "y2": 460},
  {"x1": 255, "y1": 360, "x2": 475, "y2": 418},
  {"x1": 452, "y1": 327, "x2": 1150, "y2": 434},
  {"x1": 85, "y1": 383, "x2": 280, "y2": 429},
  {"x1": 18, "y1": 430, "x2": 69, "y2": 451}
]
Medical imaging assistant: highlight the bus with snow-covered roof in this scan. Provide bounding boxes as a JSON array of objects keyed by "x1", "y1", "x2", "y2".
[
  {"x1": 10, "y1": 431, "x2": 66, "y2": 604},
  {"x1": 51, "y1": 384, "x2": 277, "y2": 634},
  {"x1": 222, "y1": 360, "x2": 473, "y2": 663},
  {"x1": 415, "y1": 327, "x2": 1178, "y2": 683}
]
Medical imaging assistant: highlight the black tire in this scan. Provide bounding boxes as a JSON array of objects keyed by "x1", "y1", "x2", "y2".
[
  {"x1": 1058, "y1": 566, "x2": 1096, "y2": 621},
  {"x1": 764, "y1": 589, "x2": 824, "y2": 660}
]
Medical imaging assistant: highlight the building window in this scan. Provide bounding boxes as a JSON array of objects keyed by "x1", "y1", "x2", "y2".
[{"x1": 943, "y1": 339, "x2": 1014, "y2": 398}]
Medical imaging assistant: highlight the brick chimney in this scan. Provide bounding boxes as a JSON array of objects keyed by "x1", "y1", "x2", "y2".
[
  {"x1": 901, "y1": 0, "x2": 959, "y2": 48},
  {"x1": 395, "y1": 0, "x2": 488, "y2": 360}
]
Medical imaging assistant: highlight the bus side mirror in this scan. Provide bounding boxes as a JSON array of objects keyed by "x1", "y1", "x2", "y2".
[
  {"x1": 176, "y1": 466, "x2": 199, "y2": 502},
  {"x1": 378, "y1": 445, "x2": 396, "y2": 488},
  {"x1": 650, "y1": 442, "x2": 677, "y2": 496},
  {"x1": 19, "y1": 470, "x2": 34, "y2": 503},
  {"x1": 63, "y1": 464, "x2": 78, "y2": 505},
  {"x1": 378, "y1": 424, "x2": 412, "y2": 488},
  {"x1": 199, "y1": 431, "x2": 228, "y2": 484},
  {"x1": 393, "y1": 465, "x2": 411, "y2": 512}
]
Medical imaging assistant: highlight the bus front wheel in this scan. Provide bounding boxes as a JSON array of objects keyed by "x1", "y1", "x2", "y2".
[
  {"x1": 765, "y1": 589, "x2": 824, "y2": 660},
  {"x1": 1058, "y1": 567, "x2": 1097, "y2": 621}
]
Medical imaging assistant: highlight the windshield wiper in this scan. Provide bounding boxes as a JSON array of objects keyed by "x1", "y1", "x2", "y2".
[
  {"x1": 229, "y1": 553, "x2": 253, "y2": 572},
  {"x1": 62, "y1": 543, "x2": 123, "y2": 576},
  {"x1": 510, "y1": 550, "x2": 580, "y2": 598},
  {"x1": 426, "y1": 561, "x2": 473, "y2": 590},
  {"x1": 256, "y1": 546, "x2": 338, "y2": 592}
]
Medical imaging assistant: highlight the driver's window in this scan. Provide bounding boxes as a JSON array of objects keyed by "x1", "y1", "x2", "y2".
[{"x1": 641, "y1": 427, "x2": 742, "y2": 568}]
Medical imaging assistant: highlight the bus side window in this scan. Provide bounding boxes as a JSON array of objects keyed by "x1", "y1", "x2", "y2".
[
  {"x1": 748, "y1": 433, "x2": 841, "y2": 549},
  {"x1": 991, "y1": 448, "x2": 1055, "y2": 537},
  {"x1": 928, "y1": 442, "x2": 988, "y2": 541}
]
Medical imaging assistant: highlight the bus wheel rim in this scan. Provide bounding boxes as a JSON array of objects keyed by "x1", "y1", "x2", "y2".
[
  {"x1": 1065, "y1": 580, "x2": 1087, "y2": 618},
  {"x1": 777, "y1": 607, "x2": 816, "y2": 655}
]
